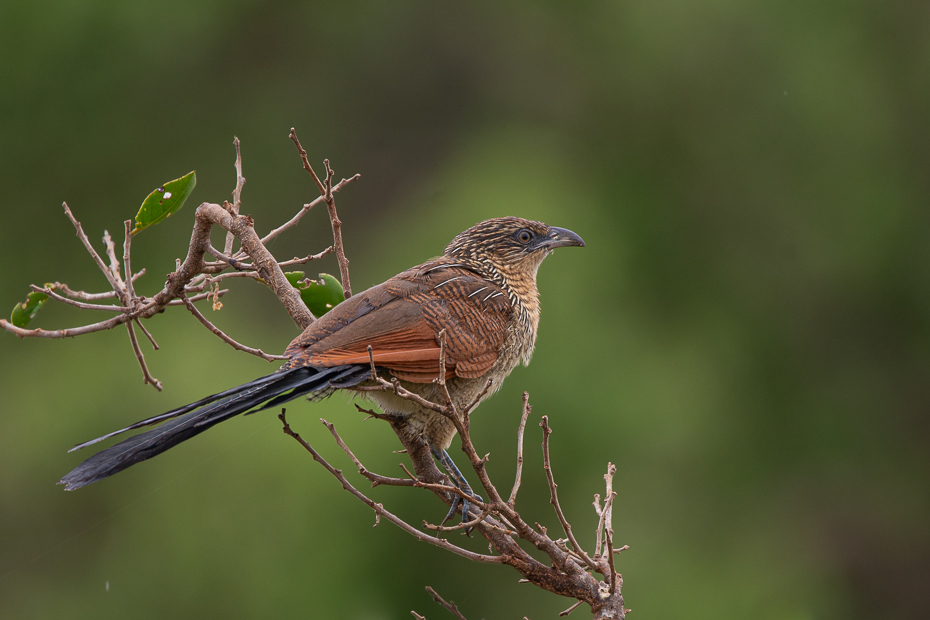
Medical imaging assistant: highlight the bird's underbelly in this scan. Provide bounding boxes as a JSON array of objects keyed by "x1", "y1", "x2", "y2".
[{"x1": 364, "y1": 373, "x2": 503, "y2": 449}]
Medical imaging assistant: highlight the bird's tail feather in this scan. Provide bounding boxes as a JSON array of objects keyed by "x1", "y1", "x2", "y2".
[{"x1": 59, "y1": 365, "x2": 369, "y2": 491}]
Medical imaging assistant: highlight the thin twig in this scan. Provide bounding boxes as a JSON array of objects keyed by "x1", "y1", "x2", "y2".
[
  {"x1": 180, "y1": 294, "x2": 287, "y2": 362},
  {"x1": 122, "y1": 220, "x2": 136, "y2": 300},
  {"x1": 48, "y1": 273, "x2": 145, "y2": 303},
  {"x1": 29, "y1": 285, "x2": 127, "y2": 312},
  {"x1": 288, "y1": 128, "x2": 352, "y2": 299},
  {"x1": 134, "y1": 318, "x2": 159, "y2": 350},
  {"x1": 278, "y1": 411, "x2": 504, "y2": 565},
  {"x1": 1, "y1": 313, "x2": 131, "y2": 338},
  {"x1": 508, "y1": 392, "x2": 532, "y2": 506},
  {"x1": 540, "y1": 416, "x2": 599, "y2": 572},
  {"x1": 425, "y1": 586, "x2": 468, "y2": 620},
  {"x1": 276, "y1": 246, "x2": 333, "y2": 267},
  {"x1": 603, "y1": 462, "x2": 619, "y2": 595},
  {"x1": 125, "y1": 321, "x2": 162, "y2": 391},
  {"x1": 101, "y1": 229, "x2": 126, "y2": 299},
  {"x1": 207, "y1": 244, "x2": 249, "y2": 270},
  {"x1": 423, "y1": 510, "x2": 490, "y2": 533},
  {"x1": 559, "y1": 600, "x2": 584, "y2": 617},
  {"x1": 225, "y1": 136, "x2": 245, "y2": 255},
  {"x1": 61, "y1": 203, "x2": 120, "y2": 293},
  {"x1": 321, "y1": 418, "x2": 415, "y2": 487},
  {"x1": 166, "y1": 289, "x2": 229, "y2": 305},
  {"x1": 463, "y1": 378, "x2": 494, "y2": 416},
  {"x1": 259, "y1": 175, "x2": 359, "y2": 247}
]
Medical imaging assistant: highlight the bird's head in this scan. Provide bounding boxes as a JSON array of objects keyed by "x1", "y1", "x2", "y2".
[{"x1": 444, "y1": 217, "x2": 585, "y2": 282}]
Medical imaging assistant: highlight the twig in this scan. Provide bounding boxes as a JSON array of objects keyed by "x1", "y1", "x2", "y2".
[
  {"x1": 29, "y1": 285, "x2": 127, "y2": 312},
  {"x1": 278, "y1": 411, "x2": 504, "y2": 565},
  {"x1": 425, "y1": 586, "x2": 468, "y2": 620},
  {"x1": 53, "y1": 283, "x2": 119, "y2": 301},
  {"x1": 463, "y1": 378, "x2": 494, "y2": 417},
  {"x1": 207, "y1": 244, "x2": 249, "y2": 270},
  {"x1": 45, "y1": 273, "x2": 145, "y2": 304},
  {"x1": 101, "y1": 228, "x2": 125, "y2": 297},
  {"x1": 61, "y1": 203, "x2": 121, "y2": 294},
  {"x1": 125, "y1": 321, "x2": 162, "y2": 391},
  {"x1": 1, "y1": 314, "x2": 131, "y2": 338},
  {"x1": 559, "y1": 600, "x2": 584, "y2": 617},
  {"x1": 166, "y1": 289, "x2": 229, "y2": 305},
  {"x1": 276, "y1": 246, "x2": 333, "y2": 267},
  {"x1": 603, "y1": 462, "x2": 619, "y2": 595},
  {"x1": 320, "y1": 418, "x2": 415, "y2": 487},
  {"x1": 180, "y1": 294, "x2": 287, "y2": 362},
  {"x1": 540, "y1": 416, "x2": 599, "y2": 572},
  {"x1": 259, "y1": 175, "x2": 359, "y2": 247},
  {"x1": 225, "y1": 136, "x2": 245, "y2": 255},
  {"x1": 288, "y1": 128, "x2": 352, "y2": 299},
  {"x1": 123, "y1": 220, "x2": 136, "y2": 300},
  {"x1": 508, "y1": 392, "x2": 532, "y2": 506},
  {"x1": 134, "y1": 318, "x2": 159, "y2": 350}
]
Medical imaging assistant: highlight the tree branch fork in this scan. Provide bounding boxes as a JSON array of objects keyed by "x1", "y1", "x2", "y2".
[
  {"x1": 278, "y1": 336, "x2": 628, "y2": 619},
  {"x1": 1, "y1": 130, "x2": 357, "y2": 389}
]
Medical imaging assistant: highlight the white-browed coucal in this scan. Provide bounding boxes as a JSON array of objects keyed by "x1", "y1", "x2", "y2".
[{"x1": 59, "y1": 217, "x2": 585, "y2": 497}]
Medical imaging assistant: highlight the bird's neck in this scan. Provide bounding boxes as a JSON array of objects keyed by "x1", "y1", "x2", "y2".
[{"x1": 458, "y1": 256, "x2": 542, "y2": 358}]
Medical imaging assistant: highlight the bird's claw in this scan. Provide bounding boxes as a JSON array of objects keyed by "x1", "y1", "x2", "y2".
[{"x1": 441, "y1": 490, "x2": 484, "y2": 535}]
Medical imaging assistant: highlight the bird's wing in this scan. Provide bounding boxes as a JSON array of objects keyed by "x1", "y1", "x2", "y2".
[{"x1": 285, "y1": 260, "x2": 512, "y2": 383}]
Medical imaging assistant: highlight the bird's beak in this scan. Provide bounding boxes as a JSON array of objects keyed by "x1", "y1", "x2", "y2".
[{"x1": 543, "y1": 227, "x2": 586, "y2": 249}]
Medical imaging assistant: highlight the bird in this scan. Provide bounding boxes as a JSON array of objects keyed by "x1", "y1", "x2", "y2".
[{"x1": 59, "y1": 217, "x2": 585, "y2": 512}]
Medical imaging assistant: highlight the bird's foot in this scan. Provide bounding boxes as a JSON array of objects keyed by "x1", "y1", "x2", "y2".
[
  {"x1": 432, "y1": 447, "x2": 484, "y2": 534},
  {"x1": 441, "y1": 490, "x2": 485, "y2": 533}
]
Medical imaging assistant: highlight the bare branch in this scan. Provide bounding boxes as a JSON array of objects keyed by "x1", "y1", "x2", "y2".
[
  {"x1": 278, "y1": 411, "x2": 504, "y2": 565},
  {"x1": 259, "y1": 174, "x2": 359, "y2": 247},
  {"x1": 207, "y1": 243, "x2": 250, "y2": 270},
  {"x1": 559, "y1": 600, "x2": 584, "y2": 617},
  {"x1": 224, "y1": 136, "x2": 245, "y2": 255},
  {"x1": 165, "y1": 289, "x2": 229, "y2": 305},
  {"x1": 463, "y1": 378, "x2": 494, "y2": 417},
  {"x1": 151, "y1": 201, "x2": 314, "y2": 329},
  {"x1": 123, "y1": 220, "x2": 136, "y2": 300},
  {"x1": 62, "y1": 203, "x2": 123, "y2": 295},
  {"x1": 102, "y1": 229, "x2": 126, "y2": 303},
  {"x1": 48, "y1": 273, "x2": 145, "y2": 303},
  {"x1": 30, "y1": 285, "x2": 127, "y2": 313},
  {"x1": 125, "y1": 321, "x2": 162, "y2": 391},
  {"x1": 1, "y1": 313, "x2": 131, "y2": 338},
  {"x1": 320, "y1": 418, "x2": 415, "y2": 488},
  {"x1": 276, "y1": 246, "x2": 333, "y2": 268},
  {"x1": 288, "y1": 128, "x2": 352, "y2": 299},
  {"x1": 180, "y1": 294, "x2": 287, "y2": 362},
  {"x1": 541, "y1": 416, "x2": 599, "y2": 572},
  {"x1": 134, "y1": 318, "x2": 159, "y2": 350},
  {"x1": 508, "y1": 391, "x2": 532, "y2": 506},
  {"x1": 425, "y1": 586, "x2": 468, "y2": 620}
]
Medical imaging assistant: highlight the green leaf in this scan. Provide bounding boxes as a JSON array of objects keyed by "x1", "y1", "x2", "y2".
[
  {"x1": 285, "y1": 272, "x2": 344, "y2": 317},
  {"x1": 131, "y1": 171, "x2": 196, "y2": 236},
  {"x1": 11, "y1": 289, "x2": 50, "y2": 328}
]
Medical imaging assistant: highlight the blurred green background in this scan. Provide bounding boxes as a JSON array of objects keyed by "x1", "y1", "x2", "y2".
[{"x1": 2, "y1": 1, "x2": 928, "y2": 618}]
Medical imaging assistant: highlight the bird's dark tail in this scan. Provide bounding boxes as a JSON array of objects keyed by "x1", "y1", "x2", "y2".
[{"x1": 59, "y1": 365, "x2": 370, "y2": 491}]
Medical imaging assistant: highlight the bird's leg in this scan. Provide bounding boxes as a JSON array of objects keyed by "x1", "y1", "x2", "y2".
[{"x1": 431, "y1": 446, "x2": 483, "y2": 528}]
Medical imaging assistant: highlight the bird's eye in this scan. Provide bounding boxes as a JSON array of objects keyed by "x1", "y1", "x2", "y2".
[{"x1": 516, "y1": 229, "x2": 533, "y2": 244}]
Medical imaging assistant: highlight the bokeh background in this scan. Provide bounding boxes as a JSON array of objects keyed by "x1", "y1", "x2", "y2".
[{"x1": 2, "y1": 2, "x2": 928, "y2": 618}]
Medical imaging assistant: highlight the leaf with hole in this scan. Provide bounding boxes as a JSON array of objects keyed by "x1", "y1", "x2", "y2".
[
  {"x1": 10, "y1": 288, "x2": 51, "y2": 328},
  {"x1": 131, "y1": 171, "x2": 196, "y2": 236},
  {"x1": 285, "y1": 272, "x2": 343, "y2": 317}
]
